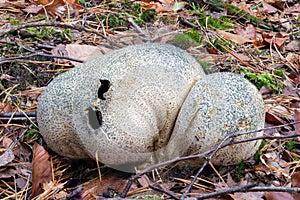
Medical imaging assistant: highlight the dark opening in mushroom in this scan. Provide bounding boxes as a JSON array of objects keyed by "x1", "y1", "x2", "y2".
[
  {"x1": 98, "y1": 79, "x2": 110, "y2": 100},
  {"x1": 86, "y1": 107, "x2": 102, "y2": 130}
]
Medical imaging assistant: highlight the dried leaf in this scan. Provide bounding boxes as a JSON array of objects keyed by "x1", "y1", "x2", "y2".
[
  {"x1": 65, "y1": 44, "x2": 106, "y2": 65},
  {"x1": 217, "y1": 30, "x2": 253, "y2": 44},
  {"x1": 51, "y1": 44, "x2": 69, "y2": 63},
  {"x1": 262, "y1": 2, "x2": 279, "y2": 13},
  {"x1": 262, "y1": 32, "x2": 287, "y2": 48},
  {"x1": 285, "y1": 40, "x2": 300, "y2": 51},
  {"x1": 172, "y1": 1, "x2": 185, "y2": 12},
  {"x1": 2, "y1": 136, "x2": 13, "y2": 149},
  {"x1": 23, "y1": 4, "x2": 43, "y2": 13},
  {"x1": 264, "y1": 192, "x2": 293, "y2": 200},
  {"x1": 80, "y1": 172, "x2": 128, "y2": 199},
  {"x1": 286, "y1": 53, "x2": 300, "y2": 71},
  {"x1": 0, "y1": 101, "x2": 13, "y2": 112},
  {"x1": 294, "y1": 109, "x2": 300, "y2": 134},
  {"x1": 235, "y1": 24, "x2": 257, "y2": 40},
  {"x1": 0, "y1": 148, "x2": 15, "y2": 166},
  {"x1": 137, "y1": 174, "x2": 150, "y2": 187},
  {"x1": 31, "y1": 143, "x2": 52, "y2": 198},
  {"x1": 284, "y1": 3, "x2": 300, "y2": 14},
  {"x1": 266, "y1": 112, "x2": 285, "y2": 125}
]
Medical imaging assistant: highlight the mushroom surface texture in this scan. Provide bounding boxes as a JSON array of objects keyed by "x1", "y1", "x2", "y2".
[
  {"x1": 37, "y1": 43, "x2": 206, "y2": 172},
  {"x1": 37, "y1": 43, "x2": 265, "y2": 172},
  {"x1": 169, "y1": 72, "x2": 265, "y2": 166}
]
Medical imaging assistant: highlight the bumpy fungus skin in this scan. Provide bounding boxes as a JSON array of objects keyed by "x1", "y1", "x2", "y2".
[
  {"x1": 37, "y1": 43, "x2": 205, "y2": 172},
  {"x1": 169, "y1": 72, "x2": 265, "y2": 165}
]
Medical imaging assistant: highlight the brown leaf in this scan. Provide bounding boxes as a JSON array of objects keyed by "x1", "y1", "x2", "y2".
[
  {"x1": 286, "y1": 53, "x2": 300, "y2": 71},
  {"x1": 23, "y1": 4, "x2": 43, "y2": 14},
  {"x1": 285, "y1": 40, "x2": 300, "y2": 51},
  {"x1": 235, "y1": 24, "x2": 257, "y2": 40},
  {"x1": 262, "y1": 2, "x2": 279, "y2": 13},
  {"x1": 80, "y1": 173, "x2": 128, "y2": 199},
  {"x1": 137, "y1": 174, "x2": 150, "y2": 187},
  {"x1": 284, "y1": 3, "x2": 300, "y2": 14},
  {"x1": 262, "y1": 32, "x2": 288, "y2": 48},
  {"x1": 292, "y1": 171, "x2": 300, "y2": 200},
  {"x1": 2, "y1": 136, "x2": 13, "y2": 149},
  {"x1": 264, "y1": 192, "x2": 293, "y2": 200},
  {"x1": 0, "y1": 101, "x2": 13, "y2": 112},
  {"x1": 265, "y1": 112, "x2": 285, "y2": 125},
  {"x1": 51, "y1": 44, "x2": 69, "y2": 63},
  {"x1": 294, "y1": 109, "x2": 300, "y2": 134},
  {"x1": 282, "y1": 85, "x2": 299, "y2": 97},
  {"x1": 217, "y1": 30, "x2": 253, "y2": 44},
  {"x1": 31, "y1": 143, "x2": 53, "y2": 198},
  {"x1": 292, "y1": 171, "x2": 300, "y2": 187},
  {"x1": 65, "y1": 44, "x2": 108, "y2": 65},
  {"x1": 0, "y1": 148, "x2": 15, "y2": 167}
]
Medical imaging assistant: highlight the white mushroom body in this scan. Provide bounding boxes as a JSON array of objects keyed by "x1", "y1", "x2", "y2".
[
  {"x1": 169, "y1": 72, "x2": 265, "y2": 165},
  {"x1": 37, "y1": 43, "x2": 205, "y2": 172},
  {"x1": 37, "y1": 43, "x2": 265, "y2": 172}
]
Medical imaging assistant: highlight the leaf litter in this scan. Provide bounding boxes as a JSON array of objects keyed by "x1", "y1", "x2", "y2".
[{"x1": 0, "y1": 0, "x2": 300, "y2": 199}]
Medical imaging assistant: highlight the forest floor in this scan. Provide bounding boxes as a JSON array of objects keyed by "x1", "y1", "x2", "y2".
[{"x1": 0, "y1": 0, "x2": 300, "y2": 199}]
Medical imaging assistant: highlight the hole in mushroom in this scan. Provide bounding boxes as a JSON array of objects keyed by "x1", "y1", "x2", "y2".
[
  {"x1": 98, "y1": 79, "x2": 110, "y2": 100},
  {"x1": 85, "y1": 107, "x2": 102, "y2": 130}
]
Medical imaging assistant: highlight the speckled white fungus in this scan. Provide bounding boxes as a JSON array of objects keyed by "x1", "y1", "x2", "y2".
[
  {"x1": 37, "y1": 43, "x2": 265, "y2": 172},
  {"x1": 37, "y1": 43, "x2": 205, "y2": 172},
  {"x1": 169, "y1": 72, "x2": 265, "y2": 165}
]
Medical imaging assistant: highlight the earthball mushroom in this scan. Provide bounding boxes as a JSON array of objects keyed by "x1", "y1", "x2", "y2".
[{"x1": 37, "y1": 43, "x2": 206, "y2": 172}]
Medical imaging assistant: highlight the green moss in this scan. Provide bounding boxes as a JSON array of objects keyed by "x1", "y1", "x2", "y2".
[
  {"x1": 242, "y1": 70, "x2": 283, "y2": 93},
  {"x1": 274, "y1": 69, "x2": 285, "y2": 79},
  {"x1": 24, "y1": 126, "x2": 41, "y2": 142},
  {"x1": 198, "y1": 60, "x2": 212, "y2": 73},
  {"x1": 254, "y1": 140, "x2": 266, "y2": 164},
  {"x1": 236, "y1": 160, "x2": 245, "y2": 177},
  {"x1": 133, "y1": 194, "x2": 164, "y2": 199},
  {"x1": 199, "y1": 16, "x2": 233, "y2": 30}
]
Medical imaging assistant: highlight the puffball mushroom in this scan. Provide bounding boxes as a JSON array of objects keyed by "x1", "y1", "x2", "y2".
[
  {"x1": 169, "y1": 72, "x2": 265, "y2": 165},
  {"x1": 37, "y1": 43, "x2": 205, "y2": 172},
  {"x1": 37, "y1": 43, "x2": 265, "y2": 172}
]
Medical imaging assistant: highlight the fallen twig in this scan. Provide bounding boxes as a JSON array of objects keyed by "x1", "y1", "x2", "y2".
[
  {"x1": 0, "y1": 21, "x2": 121, "y2": 47},
  {"x1": 120, "y1": 121, "x2": 300, "y2": 198},
  {"x1": 0, "y1": 111, "x2": 37, "y2": 122},
  {"x1": 191, "y1": 183, "x2": 256, "y2": 200},
  {"x1": 149, "y1": 184, "x2": 179, "y2": 200},
  {"x1": 191, "y1": 186, "x2": 300, "y2": 200}
]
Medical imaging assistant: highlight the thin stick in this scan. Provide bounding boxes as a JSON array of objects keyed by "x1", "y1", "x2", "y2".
[
  {"x1": 120, "y1": 121, "x2": 300, "y2": 197},
  {"x1": 194, "y1": 186, "x2": 300, "y2": 200},
  {"x1": 149, "y1": 184, "x2": 179, "y2": 200}
]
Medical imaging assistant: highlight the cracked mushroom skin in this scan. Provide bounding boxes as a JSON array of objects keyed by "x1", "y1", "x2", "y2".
[
  {"x1": 37, "y1": 43, "x2": 205, "y2": 172},
  {"x1": 168, "y1": 72, "x2": 265, "y2": 165}
]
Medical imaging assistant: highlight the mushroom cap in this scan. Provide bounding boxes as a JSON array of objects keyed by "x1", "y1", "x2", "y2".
[
  {"x1": 169, "y1": 72, "x2": 265, "y2": 165},
  {"x1": 37, "y1": 43, "x2": 205, "y2": 172}
]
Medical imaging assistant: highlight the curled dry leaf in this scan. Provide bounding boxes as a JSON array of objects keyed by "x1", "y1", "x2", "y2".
[
  {"x1": 262, "y1": 32, "x2": 288, "y2": 49},
  {"x1": 0, "y1": 148, "x2": 15, "y2": 167},
  {"x1": 65, "y1": 44, "x2": 108, "y2": 65},
  {"x1": 137, "y1": 174, "x2": 150, "y2": 188},
  {"x1": 285, "y1": 40, "x2": 300, "y2": 51},
  {"x1": 31, "y1": 143, "x2": 52, "y2": 198},
  {"x1": 262, "y1": 2, "x2": 279, "y2": 13},
  {"x1": 27, "y1": 0, "x2": 81, "y2": 17},
  {"x1": 217, "y1": 30, "x2": 253, "y2": 45},
  {"x1": 235, "y1": 24, "x2": 257, "y2": 40},
  {"x1": 294, "y1": 109, "x2": 300, "y2": 134},
  {"x1": 80, "y1": 176, "x2": 128, "y2": 199},
  {"x1": 264, "y1": 192, "x2": 294, "y2": 200},
  {"x1": 292, "y1": 171, "x2": 300, "y2": 200},
  {"x1": 284, "y1": 3, "x2": 300, "y2": 15}
]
